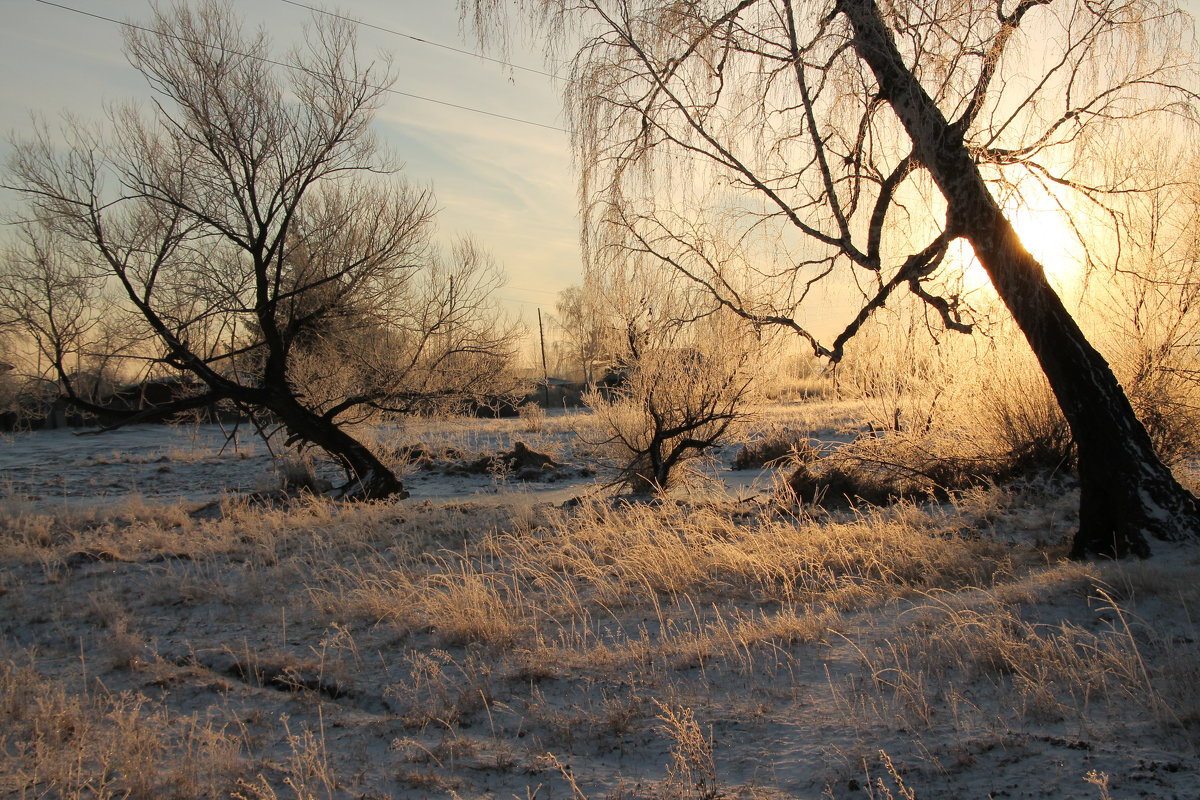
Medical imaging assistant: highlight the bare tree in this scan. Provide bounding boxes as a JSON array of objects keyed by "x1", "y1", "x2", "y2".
[
  {"x1": 581, "y1": 256, "x2": 759, "y2": 494},
  {"x1": 2, "y1": 2, "x2": 520, "y2": 498},
  {"x1": 0, "y1": 221, "x2": 142, "y2": 418},
  {"x1": 554, "y1": 284, "x2": 616, "y2": 385},
  {"x1": 466, "y1": 0, "x2": 1200, "y2": 556},
  {"x1": 1084, "y1": 147, "x2": 1200, "y2": 466}
]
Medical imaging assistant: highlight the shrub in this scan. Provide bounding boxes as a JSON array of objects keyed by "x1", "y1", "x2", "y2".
[
  {"x1": 731, "y1": 425, "x2": 811, "y2": 470},
  {"x1": 781, "y1": 434, "x2": 1009, "y2": 507},
  {"x1": 1119, "y1": 342, "x2": 1200, "y2": 466},
  {"x1": 585, "y1": 310, "x2": 759, "y2": 494},
  {"x1": 973, "y1": 358, "x2": 1076, "y2": 475},
  {"x1": 517, "y1": 402, "x2": 548, "y2": 433},
  {"x1": 276, "y1": 454, "x2": 333, "y2": 495}
]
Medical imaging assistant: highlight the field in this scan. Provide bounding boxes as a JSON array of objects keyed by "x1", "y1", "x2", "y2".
[{"x1": 1, "y1": 401, "x2": 1198, "y2": 799}]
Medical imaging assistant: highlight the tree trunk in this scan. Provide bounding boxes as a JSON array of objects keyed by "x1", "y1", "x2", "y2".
[
  {"x1": 268, "y1": 393, "x2": 409, "y2": 501},
  {"x1": 841, "y1": 0, "x2": 1200, "y2": 556}
]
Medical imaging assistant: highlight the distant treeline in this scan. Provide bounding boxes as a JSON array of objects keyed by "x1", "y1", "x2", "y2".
[
  {"x1": 0, "y1": 377, "x2": 235, "y2": 433},
  {"x1": 0, "y1": 375, "x2": 621, "y2": 433}
]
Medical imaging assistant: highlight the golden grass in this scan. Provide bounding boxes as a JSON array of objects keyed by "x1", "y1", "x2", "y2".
[
  {"x1": 0, "y1": 660, "x2": 244, "y2": 799},
  {"x1": 1, "y1": 475, "x2": 1197, "y2": 798}
]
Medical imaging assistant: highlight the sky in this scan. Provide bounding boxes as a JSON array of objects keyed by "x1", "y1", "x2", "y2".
[
  {"x1": 0, "y1": 0, "x2": 580, "y2": 331},
  {"x1": 5, "y1": 0, "x2": 1199, "y2": 357}
]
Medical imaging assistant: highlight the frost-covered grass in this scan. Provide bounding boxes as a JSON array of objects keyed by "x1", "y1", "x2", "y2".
[
  {"x1": 1, "y1": 402, "x2": 1198, "y2": 798},
  {"x1": 2, "y1": 482, "x2": 1199, "y2": 797}
]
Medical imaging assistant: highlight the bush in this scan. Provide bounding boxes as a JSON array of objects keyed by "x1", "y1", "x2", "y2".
[
  {"x1": 1120, "y1": 343, "x2": 1200, "y2": 466},
  {"x1": 781, "y1": 434, "x2": 1013, "y2": 508},
  {"x1": 277, "y1": 454, "x2": 333, "y2": 495},
  {"x1": 778, "y1": 355, "x2": 1079, "y2": 509},
  {"x1": 585, "y1": 311, "x2": 759, "y2": 494},
  {"x1": 731, "y1": 425, "x2": 810, "y2": 470},
  {"x1": 973, "y1": 359, "x2": 1076, "y2": 475},
  {"x1": 779, "y1": 303, "x2": 1200, "y2": 510},
  {"x1": 517, "y1": 402, "x2": 547, "y2": 433}
]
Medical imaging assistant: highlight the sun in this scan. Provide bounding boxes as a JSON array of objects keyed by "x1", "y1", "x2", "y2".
[
  {"x1": 957, "y1": 191, "x2": 1087, "y2": 298},
  {"x1": 1008, "y1": 202, "x2": 1085, "y2": 287}
]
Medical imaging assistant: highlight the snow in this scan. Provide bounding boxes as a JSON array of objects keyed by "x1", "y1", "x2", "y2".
[
  {"x1": 0, "y1": 416, "x2": 780, "y2": 511},
  {"x1": 0, "y1": 423, "x2": 273, "y2": 507},
  {"x1": 2, "y1": 412, "x2": 1198, "y2": 799}
]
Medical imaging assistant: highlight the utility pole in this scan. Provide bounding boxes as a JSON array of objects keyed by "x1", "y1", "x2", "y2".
[{"x1": 537, "y1": 308, "x2": 550, "y2": 407}]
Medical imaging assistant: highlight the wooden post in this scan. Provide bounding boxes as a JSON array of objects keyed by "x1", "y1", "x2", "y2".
[{"x1": 538, "y1": 308, "x2": 550, "y2": 406}]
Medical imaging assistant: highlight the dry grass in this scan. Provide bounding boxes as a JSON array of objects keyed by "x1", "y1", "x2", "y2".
[
  {"x1": 827, "y1": 557, "x2": 1200, "y2": 763},
  {"x1": 1, "y1": 444, "x2": 1198, "y2": 797},
  {"x1": 0, "y1": 659, "x2": 245, "y2": 799},
  {"x1": 655, "y1": 701, "x2": 719, "y2": 800},
  {"x1": 308, "y1": 495, "x2": 1014, "y2": 665}
]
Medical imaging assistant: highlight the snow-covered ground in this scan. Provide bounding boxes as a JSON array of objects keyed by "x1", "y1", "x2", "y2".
[
  {"x1": 2, "y1": 405, "x2": 1197, "y2": 800},
  {"x1": 0, "y1": 413, "x2": 778, "y2": 511},
  {"x1": 0, "y1": 423, "x2": 278, "y2": 507}
]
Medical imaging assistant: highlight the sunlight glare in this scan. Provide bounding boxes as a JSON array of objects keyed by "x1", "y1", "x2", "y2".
[{"x1": 959, "y1": 192, "x2": 1086, "y2": 298}]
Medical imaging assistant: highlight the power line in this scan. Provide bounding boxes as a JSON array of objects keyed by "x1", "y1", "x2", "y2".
[
  {"x1": 507, "y1": 283, "x2": 568, "y2": 298},
  {"x1": 278, "y1": 0, "x2": 563, "y2": 82},
  {"x1": 31, "y1": 0, "x2": 567, "y2": 133}
]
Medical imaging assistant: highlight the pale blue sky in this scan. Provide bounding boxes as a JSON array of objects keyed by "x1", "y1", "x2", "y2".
[
  {"x1": 0, "y1": 0, "x2": 579, "y2": 324},
  {"x1": 5, "y1": 0, "x2": 1198, "y2": 350}
]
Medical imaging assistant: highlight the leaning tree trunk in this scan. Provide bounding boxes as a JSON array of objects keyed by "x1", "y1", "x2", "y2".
[
  {"x1": 267, "y1": 391, "x2": 409, "y2": 501},
  {"x1": 842, "y1": 0, "x2": 1200, "y2": 557}
]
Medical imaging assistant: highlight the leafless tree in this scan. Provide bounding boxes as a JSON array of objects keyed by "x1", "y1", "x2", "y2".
[
  {"x1": 466, "y1": 0, "x2": 1200, "y2": 556},
  {"x1": 2, "y1": 2, "x2": 520, "y2": 498},
  {"x1": 554, "y1": 284, "x2": 617, "y2": 385},
  {"x1": 0, "y1": 221, "x2": 140, "y2": 417},
  {"x1": 581, "y1": 255, "x2": 760, "y2": 493},
  {"x1": 1084, "y1": 144, "x2": 1200, "y2": 465}
]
